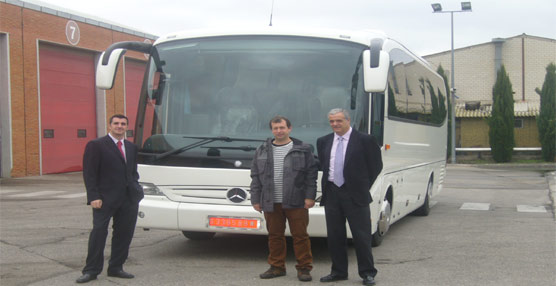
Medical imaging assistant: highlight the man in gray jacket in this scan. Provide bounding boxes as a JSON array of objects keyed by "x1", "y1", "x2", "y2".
[{"x1": 250, "y1": 115, "x2": 318, "y2": 282}]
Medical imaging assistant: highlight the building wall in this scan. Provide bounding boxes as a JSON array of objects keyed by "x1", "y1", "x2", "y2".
[
  {"x1": 0, "y1": 2, "x2": 151, "y2": 177},
  {"x1": 502, "y1": 36, "x2": 556, "y2": 102},
  {"x1": 425, "y1": 43, "x2": 495, "y2": 103},
  {"x1": 515, "y1": 117, "x2": 540, "y2": 147},
  {"x1": 424, "y1": 34, "x2": 554, "y2": 150},
  {"x1": 1, "y1": 4, "x2": 26, "y2": 177},
  {"x1": 460, "y1": 118, "x2": 489, "y2": 147},
  {"x1": 458, "y1": 117, "x2": 540, "y2": 148},
  {"x1": 424, "y1": 34, "x2": 556, "y2": 105},
  {"x1": 0, "y1": 33, "x2": 10, "y2": 178}
]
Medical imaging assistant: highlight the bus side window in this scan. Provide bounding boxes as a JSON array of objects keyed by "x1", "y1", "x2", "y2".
[{"x1": 371, "y1": 92, "x2": 384, "y2": 146}]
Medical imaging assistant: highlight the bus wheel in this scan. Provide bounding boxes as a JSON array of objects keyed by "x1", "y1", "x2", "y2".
[
  {"x1": 371, "y1": 198, "x2": 391, "y2": 247},
  {"x1": 413, "y1": 178, "x2": 432, "y2": 216},
  {"x1": 182, "y1": 231, "x2": 216, "y2": 240}
]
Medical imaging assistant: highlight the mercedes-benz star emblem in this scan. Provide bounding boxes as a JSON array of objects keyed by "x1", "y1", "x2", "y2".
[{"x1": 226, "y1": 188, "x2": 247, "y2": 203}]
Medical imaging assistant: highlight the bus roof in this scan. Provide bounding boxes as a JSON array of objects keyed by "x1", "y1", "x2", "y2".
[{"x1": 153, "y1": 26, "x2": 388, "y2": 47}]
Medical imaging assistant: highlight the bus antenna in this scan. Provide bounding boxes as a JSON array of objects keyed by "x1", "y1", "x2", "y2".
[{"x1": 269, "y1": 0, "x2": 275, "y2": 26}]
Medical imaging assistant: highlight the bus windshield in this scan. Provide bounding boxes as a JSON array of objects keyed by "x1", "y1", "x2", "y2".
[{"x1": 136, "y1": 36, "x2": 369, "y2": 168}]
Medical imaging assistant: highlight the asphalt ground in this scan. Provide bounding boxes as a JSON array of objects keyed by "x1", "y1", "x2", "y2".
[{"x1": 0, "y1": 163, "x2": 554, "y2": 286}]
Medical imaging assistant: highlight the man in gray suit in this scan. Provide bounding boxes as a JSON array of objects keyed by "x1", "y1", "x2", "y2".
[{"x1": 317, "y1": 108, "x2": 383, "y2": 286}]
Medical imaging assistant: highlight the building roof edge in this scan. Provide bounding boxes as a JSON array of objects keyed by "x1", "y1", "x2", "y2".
[
  {"x1": 424, "y1": 33, "x2": 556, "y2": 57},
  {"x1": 8, "y1": 0, "x2": 158, "y2": 40}
]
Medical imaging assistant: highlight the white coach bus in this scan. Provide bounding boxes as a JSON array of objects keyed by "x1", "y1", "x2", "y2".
[{"x1": 96, "y1": 27, "x2": 447, "y2": 246}]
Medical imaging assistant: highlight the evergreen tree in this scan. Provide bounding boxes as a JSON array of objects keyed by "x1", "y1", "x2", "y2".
[
  {"x1": 535, "y1": 63, "x2": 556, "y2": 162},
  {"x1": 388, "y1": 84, "x2": 399, "y2": 116},
  {"x1": 488, "y1": 65, "x2": 515, "y2": 162},
  {"x1": 437, "y1": 88, "x2": 447, "y2": 121},
  {"x1": 436, "y1": 65, "x2": 451, "y2": 159},
  {"x1": 426, "y1": 80, "x2": 441, "y2": 123}
]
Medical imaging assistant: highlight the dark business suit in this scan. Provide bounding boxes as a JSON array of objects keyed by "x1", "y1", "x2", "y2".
[
  {"x1": 317, "y1": 129, "x2": 383, "y2": 278},
  {"x1": 81, "y1": 135, "x2": 144, "y2": 275}
]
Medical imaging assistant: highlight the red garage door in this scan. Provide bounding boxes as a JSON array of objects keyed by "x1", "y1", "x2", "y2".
[
  {"x1": 39, "y1": 45, "x2": 96, "y2": 174},
  {"x1": 124, "y1": 60, "x2": 146, "y2": 142}
]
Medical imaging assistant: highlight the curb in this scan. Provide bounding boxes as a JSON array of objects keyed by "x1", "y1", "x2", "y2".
[
  {"x1": 446, "y1": 164, "x2": 556, "y2": 218},
  {"x1": 0, "y1": 172, "x2": 83, "y2": 186},
  {"x1": 448, "y1": 163, "x2": 556, "y2": 170},
  {"x1": 547, "y1": 171, "x2": 556, "y2": 219}
]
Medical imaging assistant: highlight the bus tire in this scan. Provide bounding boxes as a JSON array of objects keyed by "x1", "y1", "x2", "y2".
[
  {"x1": 371, "y1": 198, "x2": 391, "y2": 247},
  {"x1": 182, "y1": 231, "x2": 216, "y2": 240},
  {"x1": 413, "y1": 178, "x2": 432, "y2": 216}
]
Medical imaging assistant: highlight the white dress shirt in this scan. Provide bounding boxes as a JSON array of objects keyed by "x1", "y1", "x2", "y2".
[{"x1": 108, "y1": 133, "x2": 126, "y2": 161}]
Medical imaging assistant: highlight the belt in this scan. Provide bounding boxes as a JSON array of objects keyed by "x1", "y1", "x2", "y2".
[{"x1": 327, "y1": 181, "x2": 344, "y2": 190}]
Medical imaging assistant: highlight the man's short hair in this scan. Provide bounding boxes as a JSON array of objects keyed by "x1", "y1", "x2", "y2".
[
  {"x1": 269, "y1": 115, "x2": 291, "y2": 129},
  {"x1": 328, "y1": 108, "x2": 351, "y2": 121},
  {"x1": 109, "y1": 114, "x2": 129, "y2": 124}
]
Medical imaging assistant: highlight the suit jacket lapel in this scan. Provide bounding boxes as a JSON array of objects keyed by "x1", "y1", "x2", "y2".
[
  {"x1": 124, "y1": 140, "x2": 133, "y2": 165},
  {"x1": 104, "y1": 135, "x2": 126, "y2": 164},
  {"x1": 344, "y1": 130, "x2": 357, "y2": 167}
]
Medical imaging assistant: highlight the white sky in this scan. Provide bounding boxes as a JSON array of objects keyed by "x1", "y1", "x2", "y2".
[{"x1": 32, "y1": 0, "x2": 556, "y2": 55}]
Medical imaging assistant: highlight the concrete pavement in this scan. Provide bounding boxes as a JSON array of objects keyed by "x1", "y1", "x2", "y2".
[
  {"x1": 548, "y1": 171, "x2": 556, "y2": 219},
  {"x1": 1, "y1": 163, "x2": 555, "y2": 216},
  {"x1": 1, "y1": 163, "x2": 555, "y2": 286}
]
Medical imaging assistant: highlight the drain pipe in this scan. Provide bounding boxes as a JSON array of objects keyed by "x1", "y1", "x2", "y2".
[
  {"x1": 521, "y1": 34, "x2": 526, "y2": 101},
  {"x1": 492, "y1": 37, "x2": 506, "y2": 75}
]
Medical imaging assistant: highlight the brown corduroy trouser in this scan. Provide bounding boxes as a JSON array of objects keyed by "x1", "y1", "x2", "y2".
[{"x1": 264, "y1": 203, "x2": 313, "y2": 271}]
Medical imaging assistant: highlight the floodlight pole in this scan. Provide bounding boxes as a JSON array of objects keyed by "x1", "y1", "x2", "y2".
[
  {"x1": 432, "y1": 2, "x2": 472, "y2": 164},
  {"x1": 450, "y1": 11, "x2": 456, "y2": 164}
]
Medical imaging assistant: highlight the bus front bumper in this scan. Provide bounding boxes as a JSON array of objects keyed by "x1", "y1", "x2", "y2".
[{"x1": 136, "y1": 196, "x2": 329, "y2": 237}]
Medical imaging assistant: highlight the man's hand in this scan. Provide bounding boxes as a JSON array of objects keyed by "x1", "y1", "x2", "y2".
[
  {"x1": 253, "y1": 204, "x2": 262, "y2": 213},
  {"x1": 304, "y1": 199, "x2": 315, "y2": 209},
  {"x1": 90, "y1": 199, "x2": 102, "y2": 209}
]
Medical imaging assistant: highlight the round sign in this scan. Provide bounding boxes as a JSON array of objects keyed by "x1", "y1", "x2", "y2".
[{"x1": 65, "y1": 20, "x2": 80, "y2": 46}]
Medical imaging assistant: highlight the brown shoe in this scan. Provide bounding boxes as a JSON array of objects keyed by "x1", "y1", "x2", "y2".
[
  {"x1": 259, "y1": 266, "x2": 286, "y2": 279},
  {"x1": 297, "y1": 269, "x2": 312, "y2": 282}
]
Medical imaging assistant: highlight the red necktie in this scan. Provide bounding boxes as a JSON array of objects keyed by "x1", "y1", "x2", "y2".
[{"x1": 117, "y1": 140, "x2": 126, "y2": 161}]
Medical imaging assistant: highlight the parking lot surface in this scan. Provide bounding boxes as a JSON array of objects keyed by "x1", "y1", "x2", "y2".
[{"x1": 1, "y1": 164, "x2": 554, "y2": 286}]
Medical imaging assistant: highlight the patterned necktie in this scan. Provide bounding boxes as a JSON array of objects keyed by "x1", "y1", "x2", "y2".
[
  {"x1": 117, "y1": 140, "x2": 126, "y2": 161},
  {"x1": 334, "y1": 137, "x2": 344, "y2": 187}
]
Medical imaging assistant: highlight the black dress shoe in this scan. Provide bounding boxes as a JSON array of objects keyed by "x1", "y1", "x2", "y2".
[
  {"x1": 107, "y1": 270, "x2": 134, "y2": 279},
  {"x1": 320, "y1": 273, "x2": 348, "y2": 282},
  {"x1": 362, "y1": 275, "x2": 376, "y2": 285},
  {"x1": 76, "y1": 273, "x2": 97, "y2": 283}
]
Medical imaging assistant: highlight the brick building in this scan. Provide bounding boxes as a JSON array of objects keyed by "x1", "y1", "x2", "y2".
[
  {"x1": 424, "y1": 34, "x2": 556, "y2": 148},
  {"x1": 1, "y1": 2, "x2": 554, "y2": 178},
  {"x1": 0, "y1": 0, "x2": 156, "y2": 178}
]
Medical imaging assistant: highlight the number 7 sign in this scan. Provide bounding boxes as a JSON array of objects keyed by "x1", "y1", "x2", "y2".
[{"x1": 65, "y1": 21, "x2": 80, "y2": 46}]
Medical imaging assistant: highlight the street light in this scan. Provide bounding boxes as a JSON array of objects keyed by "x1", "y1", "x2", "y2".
[
  {"x1": 431, "y1": 3, "x2": 442, "y2": 12},
  {"x1": 461, "y1": 2, "x2": 472, "y2": 11},
  {"x1": 431, "y1": 2, "x2": 472, "y2": 164}
]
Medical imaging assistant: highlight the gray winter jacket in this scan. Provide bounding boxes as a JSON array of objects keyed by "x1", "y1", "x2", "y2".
[{"x1": 249, "y1": 137, "x2": 318, "y2": 212}]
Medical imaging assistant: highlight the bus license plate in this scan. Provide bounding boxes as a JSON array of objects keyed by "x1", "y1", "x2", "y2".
[{"x1": 208, "y1": 216, "x2": 260, "y2": 229}]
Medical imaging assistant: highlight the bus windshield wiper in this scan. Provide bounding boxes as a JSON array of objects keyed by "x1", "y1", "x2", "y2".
[
  {"x1": 201, "y1": 145, "x2": 258, "y2": 152},
  {"x1": 143, "y1": 136, "x2": 265, "y2": 163},
  {"x1": 182, "y1": 136, "x2": 265, "y2": 142}
]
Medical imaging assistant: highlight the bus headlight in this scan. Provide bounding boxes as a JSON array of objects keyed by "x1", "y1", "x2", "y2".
[{"x1": 140, "y1": 182, "x2": 164, "y2": 196}]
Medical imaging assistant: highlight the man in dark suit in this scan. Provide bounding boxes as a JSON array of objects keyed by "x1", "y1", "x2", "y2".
[
  {"x1": 317, "y1": 108, "x2": 383, "y2": 286},
  {"x1": 76, "y1": 114, "x2": 144, "y2": 283}
]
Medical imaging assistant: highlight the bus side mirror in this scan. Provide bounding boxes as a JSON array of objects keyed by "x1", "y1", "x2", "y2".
[
  {"x1": 95, "y1": 41, "x2": 152, "y2": 90},
  {"x1": 96, "y1": 49, "x2": 127, "y2": 90},
  {"x1": 363, "y1": 49, "x2": 390, "y2": 92}
]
